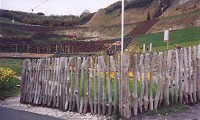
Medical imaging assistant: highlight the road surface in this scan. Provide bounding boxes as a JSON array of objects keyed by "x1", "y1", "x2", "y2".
[{"x1": 0, "y1": 107, "x2": 63, "y2": 120}]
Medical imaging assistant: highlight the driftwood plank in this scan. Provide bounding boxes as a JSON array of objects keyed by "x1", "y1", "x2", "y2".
[
  {"x1": 179, "y1": 49, "x2": 184, "y2": 103},
  {"x1": 197, "y1": 45, "x2": 200, "y2": 100},
  {"x1": 83, "y1": 57, "x2": 90, "y2": 113},
  {"x1": 138, "y1": 54, "x2": 144, "y2": 113},
  {"x1": 110, "y1": 56, "x2": 119, "y2": 115},
  {"x1": 72, "y1": 57, "x2": 77, "y2": 111},
  {"x1": 121, "y1": 54, "x2": 131, "y2": 119},
  {"x1": 154, "y1": 52, "x2": 163, "y2": 109},
  {"x1": 93, "y1": 57, "x2": 98, "y2": 114},
  {"x1": 79, "y1": 57, "x2": 86, "y2": 113},
  {"x1": 97, "y1": 57, "x2": 102, "y2": 115},
  {"x1": 192, "y1": 46, "x2": 197, "y2": 102},
  {"x1": 149, "y1": 53, "x2": 155, "y2": 110},
  {"x1": 188, "y1": 47, "x2": 193, "y2": 103},
  {"x1": 100, "y1": 56, "x2": 106, "y2": 115},
  {"x1": 133, "y1": 54, "x2": 138, "y2": 115},
  {"x1": 175, "y1": 50, "x2": 180, "y2": 103},
  {"x1": 69, "y1": 57, "x2": 75, "y2": 111},
  {"x1": 143, "y1": 53, "x2": 149, "y2": 111},
  {"x1": 65, "y1": 57, "x2": 72, "y2": 110},
  {"x1": 183, "y1": 48, "x2": 189, "y2": 104},
  {"x1": 170, "y1": 51, "x2": 175, "y2": 104},
  {"x1": 165, "y1": 50, "x2": 172, "y2": 106},
  {"x1": 75, "y1": 57, "x2": 82, "y2": 112},
  {"x1": 89, "y1": 57, "x2": 94, "y2": 114},
  {"x1": 107, "y1": 56, "x2": 112, "y2": 116},
  {"x1": 20, "y1": 60, "x2": 28, "y2": 103}
]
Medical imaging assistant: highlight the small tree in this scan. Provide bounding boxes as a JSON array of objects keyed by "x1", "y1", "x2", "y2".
[
  {"x1": 147, "y1": 11, "x2": 151, "y2": 21},
  {"x1": 80, "y1": 10, "x2": 90, "y2": 17}
]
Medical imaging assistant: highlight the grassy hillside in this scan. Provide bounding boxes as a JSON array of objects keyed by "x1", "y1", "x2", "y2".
[
  {"x1": 85, "y1": 0, "x2": 161, "y2": 27},
  {"x1": 135, "y1": 27, "x2": 200, "y2": 51}
]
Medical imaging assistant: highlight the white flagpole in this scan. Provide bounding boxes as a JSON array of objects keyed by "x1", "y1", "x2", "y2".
[
  {"x1": 120, "y1": 0, "x2": 124, "y2": 115},
  {"x1": 121, "y1": 0, "x2": 124, "y2": 55}
]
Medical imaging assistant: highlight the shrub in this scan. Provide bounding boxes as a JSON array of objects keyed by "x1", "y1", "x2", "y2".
[{"x1": 0, "y1": 67, "x2": 19, "y2": 89}]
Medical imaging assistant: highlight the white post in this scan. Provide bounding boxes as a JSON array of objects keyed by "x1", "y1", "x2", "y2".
[
  {"x1": 150, "y1": 43, "x2": 152, "y2": 52},
  {"x1": 143, "y1": 44, "x2": 146, "y2": 53}
]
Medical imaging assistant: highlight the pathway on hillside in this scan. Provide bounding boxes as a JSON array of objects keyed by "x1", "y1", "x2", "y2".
[{"x1": 126, "y1": 19, "x2": 160, "y2": 37}]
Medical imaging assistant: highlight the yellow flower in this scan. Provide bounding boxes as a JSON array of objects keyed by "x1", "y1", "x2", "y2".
[{"x1": 129, "y1": 72, "x2": 134, "y2": 78}]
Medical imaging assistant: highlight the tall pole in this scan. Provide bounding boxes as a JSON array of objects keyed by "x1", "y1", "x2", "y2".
[
  {"x1": 121, "y1": 0, "x2": 124, "y2": 55},
  {"x1": 121, "y1": 0, "x2": 125, "y2": 116}
]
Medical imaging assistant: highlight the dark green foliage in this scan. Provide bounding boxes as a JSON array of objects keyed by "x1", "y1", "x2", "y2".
[
  {"x1": 78, "y1": 13, "x2": 95, "y2": 25},
  {"x1": 105, "y1": 0, "x2": 153, "y2": 14},
  {"x1": 125, "y1": 0, "x2": 153, "y2": 9},
  {"x1": 37, "y1": 12, "x2": 45, "y2": 16},
  {"x1": 0, "y1": 9, "x2": 80, "y2": 27}
]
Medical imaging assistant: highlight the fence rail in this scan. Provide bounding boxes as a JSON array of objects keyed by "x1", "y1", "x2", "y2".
[{"x1": 20, "y1": 45, "x2": 200, "y2": 118}]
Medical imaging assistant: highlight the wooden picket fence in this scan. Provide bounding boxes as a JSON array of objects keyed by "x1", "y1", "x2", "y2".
[{"x1": 20, "y1": 45, "x2": 200, "y2": 118}]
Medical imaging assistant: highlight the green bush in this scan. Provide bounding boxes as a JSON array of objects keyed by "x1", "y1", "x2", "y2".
[{"x1": 0, "y1": 67, "x2": 20, "y2": 89}]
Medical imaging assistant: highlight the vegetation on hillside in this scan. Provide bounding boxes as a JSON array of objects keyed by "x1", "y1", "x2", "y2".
[{"x1": 0, "y1": 9, "x2": 94, "y2": 27}]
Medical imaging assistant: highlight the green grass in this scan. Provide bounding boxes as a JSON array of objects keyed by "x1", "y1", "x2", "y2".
[
  {"x1": 161, "y1": 10, "x2": 200, "y2": 21},
  {"x1": 0, "y1": 59, "x2": 23, "y2": 76},
  {"x1": 147, "y1": 103, "x2": 188, "y2": 116},
  {"x1": 136, "y1": 27, "x2": 200, "y2": 51},
  {"x1": 0, "y1": 87, "x2": 20, "y2": 100}
]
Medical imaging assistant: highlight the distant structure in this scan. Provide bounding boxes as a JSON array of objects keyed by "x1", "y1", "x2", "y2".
[
  {"x1": 175, "y1": 44, "x2": 182, "y2": 49},
  {"x1": 12, "y1": 19, "x2": 15, "y2": 23},
  {"x1": 103, "y1": 41, "x2": 121, "y2": 56}
]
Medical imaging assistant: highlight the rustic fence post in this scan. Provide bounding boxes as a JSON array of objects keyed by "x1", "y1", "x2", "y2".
[
  {"x1": 188, "y1": 47, "x2": 194, "y2": 103},
  {"x1": 20, "y1": 60, "x2": 28, "y2": 103},
  {"x1": 133, "y1": 54, "x2": 138, "y2": 115},
  {"x1": 93, "y1": 57, "x2": 98, "y2": 114},
  {"x1": 150, "y1": 52, "x2": 156, "y2": 110},
  {"x1": 138, "y1": 54, "x2": 144, "y2": 113},
  {"x1": 183, "y1": 48, "x2": 189, "y2": 104},
  {"x1": 75, "y1": 57, "x2": 82, "y2": 112},
  {"x1": 175, "y1": 49, "x2": 180, "y2": 103},
  {"x1": 107, "y1": 56, "x2": 112, "y2": 116},
  {"x1": 144, "y1": 53, "x2": 150, "y2": 111},
  {"x1": 110, "y1": 56, "x2": 119, "y2": 116},
  {"x1": 97, "y1": 56, "x2": 102, "y2": 115},
  {"x1": 83, "y1": 57, "x2": 90, "y2": 113},
  {"x1": 89, "y1": 57, "x2": 94, "y2": 114},
  {"x1": 197, "y1": 45, "x2": 200, "y2": 100},
  {"x1": 192, "y1": 46, "x2": 197, "y2": 102},
  {"x1": 165, "y1": 50, "x2": 172, "y2": 106},
  {"x1": 154, "y1": 52, "x2": 163, "y2": 109},
  {"x1": 121, "y1": 54, "x2": 131, "y2": 119}
]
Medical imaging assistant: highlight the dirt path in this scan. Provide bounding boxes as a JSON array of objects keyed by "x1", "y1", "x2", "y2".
[{"x1": 1, "y1": 96, "x2": 200, "y2": 120}]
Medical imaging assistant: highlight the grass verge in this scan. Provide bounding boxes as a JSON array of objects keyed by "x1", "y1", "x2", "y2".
[
  {"x1": 0, "y1": 87, "x2": 20, "y2": 100},
  {"x1": 147, "y1": 103, "x2": 188, "y2": 116}
]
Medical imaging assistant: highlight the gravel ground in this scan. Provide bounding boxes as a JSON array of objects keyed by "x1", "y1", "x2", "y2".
[{"x1": 1, "y1": 96, "x2": 200, "y2": 120}]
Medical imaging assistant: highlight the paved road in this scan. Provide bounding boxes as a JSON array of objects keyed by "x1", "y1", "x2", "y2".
[{"x1": 0, "y1": 107, "x2": 63, "y2": 120}]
